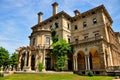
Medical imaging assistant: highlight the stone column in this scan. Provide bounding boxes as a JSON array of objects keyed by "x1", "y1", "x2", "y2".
[
  {"x1": 23, "y1": 50, "x2": 28, "y2": 71},
  {"x1": 87, "y1": 55, "x2": 90, "y2": 70},
  {"x1": 108, "y1": 47, "x2": 113, "y2": 66},
  {"x1": 75, "y1": 56, "x2": 78, "y2": 71},
  {"x1": 85, "y1": 55, "x2": 88, "y2": 70},
  {"x1": 28, "y1": 50, "x2": 31, "y2": 71},
  {"x1": 73, "y1": 56, "x2": 76, "y2": 71},
  {"x1": 35, "y1": 54, "x2": 38, "y2": 72},
  {"x1": 18, "y1": 53, "x2": 22, "y2": 71},
  {"x1": 42, "y1": 49, "x2": 46, "y2": 72},
  {"x1": 100, "y1": 53, "x2": 106, "y2": 69}
]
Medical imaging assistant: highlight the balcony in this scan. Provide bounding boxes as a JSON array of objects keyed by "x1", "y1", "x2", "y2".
[{"x1": 70, "y1": 35, "x2": 104, "y2": 45}]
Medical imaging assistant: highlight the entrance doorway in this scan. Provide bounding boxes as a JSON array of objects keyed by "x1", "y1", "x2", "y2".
[
  {"x1": 31, "y1": 55, "x2": 35, "y2": 70},
  {"x1": 45, "y1": 57, "x2": 51, "y2": 70},
  {"x1": 68, "y1": 59, "x2": 72, "y2": 70}
]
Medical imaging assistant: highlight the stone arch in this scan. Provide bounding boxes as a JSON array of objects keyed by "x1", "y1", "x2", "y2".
[
  {"x1": 89, "y1": 48, "x2": 100, "y2": 70},
  {"x1": 77, "y1": 50, "x2": 85, "y2": 70}
]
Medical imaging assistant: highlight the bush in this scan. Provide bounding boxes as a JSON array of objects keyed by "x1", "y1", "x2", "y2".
[
  {"x1": 38, "y1": 62, "x2": 44, "y2": 71},
  {"x1": 87, "y1": 70, "x2": 94, "y2": 77},
  {"x1": 55, "y1": 55, "x2": 68, "y2": 71},
  {"x1": 0, "y1": 72, "x2": 3, "y2": 77}
]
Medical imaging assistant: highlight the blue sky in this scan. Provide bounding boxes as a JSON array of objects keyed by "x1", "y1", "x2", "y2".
[{"x1": 0, "y1": 0, "x2": 120, "y2": 54}]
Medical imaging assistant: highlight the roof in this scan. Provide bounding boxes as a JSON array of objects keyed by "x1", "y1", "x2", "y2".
[
  {"x1": 32, "y1": 4, "x2": 113, "y2": 29},
  {"x1": 31, "y1": 11, "x2": 72, "y2": 29}
]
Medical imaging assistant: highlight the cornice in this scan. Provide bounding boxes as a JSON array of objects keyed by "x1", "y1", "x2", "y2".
[
  {"x1": 72, "y1": 5, "x2": 113, "y2": 24},
  {"x1": 31, "y1": 11, "x2": 72, "y2": 29}
]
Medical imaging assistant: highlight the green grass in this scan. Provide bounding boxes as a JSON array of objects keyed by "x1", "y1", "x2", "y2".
[{"x1": 0, "y1": 74, "x2": 114, "y2": 80}]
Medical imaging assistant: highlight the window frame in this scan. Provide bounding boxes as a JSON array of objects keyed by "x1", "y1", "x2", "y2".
[
  {"x1": 33, "y1": 38, "x2": 36, "y2": 46},
  {"x1": 74, "y1": 25, "x2": 78, "y2": 30},
  {"x1": 46, "y1": 37, "x2": 50, "y2": 45},
  {"x1": 83, "y1": 22, "x2": 87, "y2": 28},
  {"x1": 55, "y1": 22, "x2": 59, "y2": 28}
]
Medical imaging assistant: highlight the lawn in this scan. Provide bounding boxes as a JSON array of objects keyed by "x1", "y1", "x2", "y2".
[{"x1": 0, "y1": 74, "x2": 114, "y2": 80}]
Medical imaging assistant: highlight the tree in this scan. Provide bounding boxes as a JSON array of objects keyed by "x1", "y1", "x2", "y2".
[
  {"x1": 52, "y1": 39, "x2": 72, "y2": 70},
  {"x1": 10, "y1": 52, "x2": 18, "y2": 70},
  {"x1": 51, "y1": 30, "x2": 73, "y2": 70},
  {"x1": 0, "y1": 47, "x2": 9, "y2": 70}
]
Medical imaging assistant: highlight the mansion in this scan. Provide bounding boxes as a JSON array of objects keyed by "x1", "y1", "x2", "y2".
[{"x1": 17, "y1": 2, "x2": 120, "y2": 75}]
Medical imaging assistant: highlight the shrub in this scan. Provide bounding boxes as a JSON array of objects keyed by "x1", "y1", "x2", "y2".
[
  {"x1": 0, "y1": 72, "x2": 3, "y2": 77},
  {"x1": 38, "y1": 62, "x2": 44, "y2": 71},
  {"x1": 87, "y1": 70, "x2": 94, "y2": 77}
]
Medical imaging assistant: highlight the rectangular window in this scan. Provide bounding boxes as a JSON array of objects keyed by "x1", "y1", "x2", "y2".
[
  {"x1": 55, "y1": 23, "x2": 59, "y2": 28},
  {"x1": 33, "y1": 38, "x2": 36, "y2": 45},
  {"x1": 84, "y1": 36, "x2": 88, "y2": 40},
  {"x1": 83, "y1": 22, "x2": 87, "y2": 28},
  {"x1": 93, "y1": 18, "x2": 97, "y2": 24},
  {"x1": 95, "y1": 33, "x2": 99, "y2": 39},
  {"x1": 74, "y1": 25, "x2": 78, "y2": 30},
  {"x1": 75, "y1": 39, "x2": 78, "y2": 42},
  {"x1": 95, "y1": 33, "x2": 99, "y2": 37},
  {"x1": 92, "y1": 11, "x2": 96, "y2": 14},
  {"x1": 46, "y1": 37, "x2": 50, "y2": 45},
  {"x1": 67, "y1": 23, "x2": 70, "y2": 29},
  {"x1": 50, "y1": 25, "x2": 52, "y2": 29},
  {"x1": 68, "y1": 38, "x2": 70, "y2": 43}
]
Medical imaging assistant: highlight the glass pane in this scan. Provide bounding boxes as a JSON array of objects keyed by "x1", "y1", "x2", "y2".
[{"x1": 46, "y1": 37, "x2": 50, "y2": 44}]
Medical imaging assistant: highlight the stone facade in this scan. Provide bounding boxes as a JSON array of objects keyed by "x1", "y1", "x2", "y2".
[{"x1": 17, "y1": 2, "x2": 120, "y2": 74}]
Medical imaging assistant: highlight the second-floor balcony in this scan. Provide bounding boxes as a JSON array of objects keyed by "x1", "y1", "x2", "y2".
[{"x1": 70, "y1": 35, "x2": 104, "y2": 45}]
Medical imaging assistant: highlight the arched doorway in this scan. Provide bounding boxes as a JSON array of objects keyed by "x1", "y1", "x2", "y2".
[
  {"x1": 89, "y1": 49, "x2": 100, "y2": 70},
  {"x1": 31, "y1": 55, "x2": 35, "y2": 70},
  {"x1": 77, "y1": 51, "x2": 85, "y2": 70}
]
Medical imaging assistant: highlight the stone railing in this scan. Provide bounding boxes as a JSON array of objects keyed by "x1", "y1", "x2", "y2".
[
  {"x1": 106, "y1": 66, "x2": 120, "y2": 72},
  {"x1": 70, "y1": 35, "x2": 104, "y2": 45},
  {"x1": 38, "y1": 44, "x2": 50, "y2": 49}
]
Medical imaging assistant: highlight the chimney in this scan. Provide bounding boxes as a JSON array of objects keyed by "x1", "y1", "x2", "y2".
[
  {"x1": 74, "y1": 10, "x2": 80, "y2": 16},
  {"x1": 52, "y1": 2, "x2": 58, "y2": 15},
  {"x1": 38, "y1": 12, "x2": 43, "y2": 23}
]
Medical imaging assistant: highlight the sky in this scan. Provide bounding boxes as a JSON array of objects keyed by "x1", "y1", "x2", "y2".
[{"x1": 0, "y1": 0, "x2": 120, "y2": 54}]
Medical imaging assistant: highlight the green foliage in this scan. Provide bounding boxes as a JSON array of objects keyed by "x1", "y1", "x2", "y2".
[
  {"x1": 51, "y1": 30, "x2": 73, "y2": 71},
  {"x1": 87, "y1": 70, "x2": 94, "y2": 77},
  {"x1": 10, "y1": 52, "x2": 18, "y2": 70},
  {"x1": 38, "y1": 62, "x2": 44, "y2": 71},
  {"x1": 52, "y1": 39, "x2": 71, "y2": 56},
  {"x1": 0, "y1": 47, "x2": 9, "y2": 68},
  {"x1": 51, "y1": 30, "x2": 58, "y2": 43},
  {"x1": 55, "y1": 55, "x2": 68, "y2": 71},
  {"x1": 52, "y1": 39, "x2": 71, "y2": 71}
]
